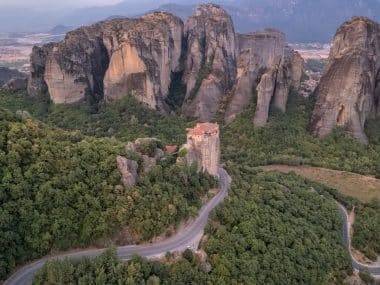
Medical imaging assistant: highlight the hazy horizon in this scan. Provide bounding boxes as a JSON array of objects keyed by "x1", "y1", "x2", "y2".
[
  {"x1": 0, "y1": 0, "x2": 379, "y2": 42},
  {"x1": 0, "y1": 0, "x2": 123, "y2": 9}
]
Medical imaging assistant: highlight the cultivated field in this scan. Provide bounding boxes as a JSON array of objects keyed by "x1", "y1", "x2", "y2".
[{"x1": 261, "y1": 165, "x2": 380, "y2": 203}]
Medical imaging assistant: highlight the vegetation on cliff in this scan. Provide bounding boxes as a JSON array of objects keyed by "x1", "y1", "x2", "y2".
[
  {"x1": 4, "y1": 90, "x2": 379, "y2": 177},
  {"x1": 0, "y1": 91, "x2": 191, "y2": 145},
  {"x1": 222, "y1": 92, "x2": 380, "y2": 176},
  {"x1": 222, "y1": 92, "x2": 380, "y2": 260}
]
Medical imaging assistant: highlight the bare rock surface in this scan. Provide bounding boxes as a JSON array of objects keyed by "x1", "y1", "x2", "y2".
[
  {"x1": 311, "y1": 17, "x2": 380, "y2": 144},
  {"x1": 253, "y1": 68, "x2": 278, "y2": 126},
  {"x1": 28, "y1": 12, "x2": 183, "y2": 110},
  {"x1": 141, "y1": 155, "x2": 157, "y2": 174},
  {"x1": 182, "y1": 4, "x2": 237, "y2": 121},
  {"x1": 226, "y1": 30, "x2": 304, "y2": 125},
  {"x1": 116, "y1": 156, "x2": 138, "y2": 187},
  {"x1": 26, "y1": 4, "x2": 305, "y2": 125},
  {"x1": 125, "y1": 137, "x2": 164, "y2": 174}
]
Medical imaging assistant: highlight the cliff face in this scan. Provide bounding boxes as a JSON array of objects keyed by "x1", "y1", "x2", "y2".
[
  {"x1": 225, "y1": 30, "x2": 304, "y2": 125},
  {"x1": 182, "y1": 4, "x2": 237, "y2": 121},
  {"x1": 311, "y1": 17, "x2": 380, "y2": 144},
  {"x1": 27, "y1": 4, "x2": 303, "y2": 124},
  {"x1": 28, "y1": 12, "x2": 183, "y2": 110},
  {"x1": 28, "y1": 27, "x2": 110, "y2": 104}
]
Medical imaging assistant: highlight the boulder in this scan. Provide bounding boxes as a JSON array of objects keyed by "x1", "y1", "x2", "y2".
[
  {"x1": 311, "y1": 17, "x2": 380, "y2": 144},
  {"x1": 125, "y1": 137, "x2": 165, "y2": 173},
  {"x1": 116, "y1": 156, "x2": 138, "y2": 187},
  {"x1": 141, "y1": 155, "x2": 157, "y2": 174},
  {"x1": 15, "y1": 110, "x2": 31, "y2": 120},
  {"x1": 182, "y1": 4, "x2": 237, "y2": 121}
]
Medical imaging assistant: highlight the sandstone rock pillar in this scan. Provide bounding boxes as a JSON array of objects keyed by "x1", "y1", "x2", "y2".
[{"x1": 183, "y1": 123, "x2": 220, "y2": 177}]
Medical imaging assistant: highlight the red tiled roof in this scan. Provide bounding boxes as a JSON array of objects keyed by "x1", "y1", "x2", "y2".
[{"x1": 187, "y1": 123, "x2": 219, "y2": 136}]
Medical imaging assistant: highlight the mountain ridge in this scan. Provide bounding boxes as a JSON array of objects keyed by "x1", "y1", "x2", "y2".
[{"x1": 2, "y1": 0, "x2": 380, "y2": 42}]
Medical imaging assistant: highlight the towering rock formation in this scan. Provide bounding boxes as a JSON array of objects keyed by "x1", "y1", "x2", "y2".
[
  {"x1": 182, "y1": 4, "x2": 237, "y2": 121},
  {"x1": 311, "y1": 17, "x2": 380, "y2": 144},
  {"x1": 182, "y1": 123, "x2": 220, "y2": 177},
  {"x1": 28, "y1": 12, "x2": 183, "y2": 110},
  {"x1": 225, "y1": 30, "x2": 304, "y2": 125},
  {"x1": 27, "y1": 4, "x2": 304, "y2": 125}
]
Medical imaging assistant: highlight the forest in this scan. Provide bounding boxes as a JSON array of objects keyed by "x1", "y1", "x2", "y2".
[
  {"x1": 0, "y1": 89, "x2": 379, "y2": 283},
  {"x1": 221, "y1": 92, "x2": 380, "y2": 262},
  {"x1": 221, "y1": 93, "x2": 380, "y2": 176},
  {"x1": 33, "y1": 168, "x2": 354, "y2": 284},
  {"x1": 0, "y1": 108, "x2": 215, "y2": 281}
]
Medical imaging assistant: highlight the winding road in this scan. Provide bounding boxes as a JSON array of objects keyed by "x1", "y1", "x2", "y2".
[
  {"x1": 4, "y1": 168, "x2": 231, "y2": 285},
  {"x1": 4, "y1": 166, "x2": 379, "y2": 284},
  {"x1": 338, "y1": 204, "x2": 380, "y2": 277}
]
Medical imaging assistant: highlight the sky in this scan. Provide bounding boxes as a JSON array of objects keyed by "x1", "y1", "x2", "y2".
[{"x1": 0, "y1": 0, "x2": 123, "y2": 8}]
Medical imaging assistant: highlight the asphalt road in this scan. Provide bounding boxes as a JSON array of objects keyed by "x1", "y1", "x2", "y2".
[
  {"x1": 338, "y1": 204, "x2": 380, "y2": 277},
  {"x1": 4, "y1": 168, "x2": 231, "y2": 285},
  {"x1": 5, "y1": 167, "x2": 380, "y2": 284}
]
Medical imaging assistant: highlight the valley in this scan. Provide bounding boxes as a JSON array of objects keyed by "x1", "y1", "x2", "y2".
[
  {"x1": 0, "y1": 2, "x2": 379, "y2": 285},
  {"x1": 0, "y1": 32, "x2": 65, "y2": 72}
]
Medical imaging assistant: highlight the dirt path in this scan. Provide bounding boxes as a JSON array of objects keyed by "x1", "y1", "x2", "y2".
[{"x1": 261, "y1": 165, "x2": 380, "y2": 203}]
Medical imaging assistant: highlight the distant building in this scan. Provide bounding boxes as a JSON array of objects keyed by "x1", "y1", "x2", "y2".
[{"x1": 184, "y1": 123, "x2": 220, "y2": 177}]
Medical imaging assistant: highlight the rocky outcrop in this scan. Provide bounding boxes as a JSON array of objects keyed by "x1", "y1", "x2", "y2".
[
  {"x1": 28, "y1": 32, "x2": 108, "y2": 104},
  {"x1": 117, "y1": 137, "x2": 169, "y2": 186},
  {"x1": 116, "y1": 156, "x2": 138, "y2": 187},
  {"x1": 288, "y1": 50, "x2": 304, "y2": 91},
  {"x1": 180, "y1": 123, "x2": 220, "y2": 177},
  {"x1": 311, "y1": 17, "x2": 380, "y2": 144},
  {"x1": 182, "y1": 4, "x2": 237, "y2": 121},
  {"x1": 27, "y1": 4, "x2": 304, "y2": 124},
  {"x1": 125, "y1": 137, "x2": 165, "y2": 173},
  {"x1": 225, "y1": 30, "x2": 304, "y2": 125},
  {"x1": 28, "y1": 12, "x2": 183, "y2": 110}
]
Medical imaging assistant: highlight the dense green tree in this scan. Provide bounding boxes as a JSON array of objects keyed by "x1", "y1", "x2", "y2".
[
  {"x1": 352, "y1": 200, "x2": 380, "y2": 261},
  {"x1": 34, "y1": 170, "x2": 354, "y2": 284},
  {"x1": 1, "y1": 89, "x2": 379, "y2": 283},
  {"x1": 0, "y1": 108, "x2": 215, "y2": 281}
]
